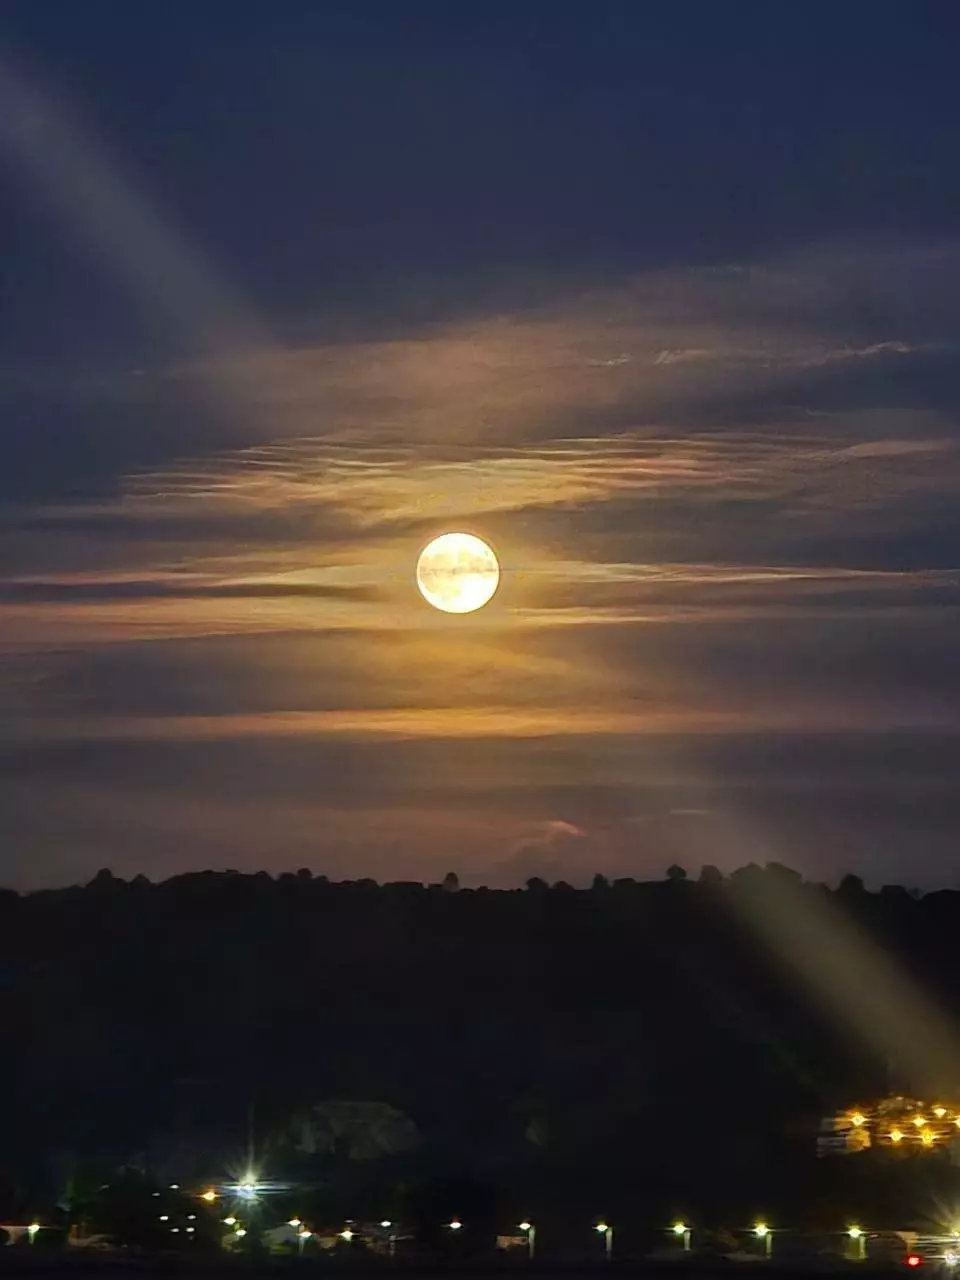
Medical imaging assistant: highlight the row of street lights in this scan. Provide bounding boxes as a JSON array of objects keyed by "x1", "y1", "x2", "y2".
[
  {"x1": 170, "y1": 1179, "x2": 925, "y2": 1261},
  {"x1": 220, "y1": 1216, "x2": 399, "y2": 1256},
  {"x1": 23, "y1": 1199, "x2": 956, "y2": 1266},
  {"x1": 172, "y1": 1181, "x2": 774, "y2": 1263},
  {"x1": 143, "y1": 1185, "x2": 906, "y2": 1266},
  {"x1": 586, "y1": 1222, "x2": 889, "y2": 1262},
  {"x1": 218, "y1": 1213, "x2": 852, "y2": 1260},
  {"x1": 593, "y1": 1218, "x2": 691, "y2": 1259},
  {"x1": 520, "y1": 1220, "x2": 834, "y2": 1260}
]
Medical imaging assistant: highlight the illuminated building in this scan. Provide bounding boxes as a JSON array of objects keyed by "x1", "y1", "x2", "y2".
[{"x1": 817, "y1": 1097, "x2": 960, "y2": 1157}]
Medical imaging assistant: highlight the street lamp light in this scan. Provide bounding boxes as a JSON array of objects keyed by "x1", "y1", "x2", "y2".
[
  {"x1": 673, "y1": 1222, "x2": 692, "y2": 1253},
  {"x1": 27, "y1": 1224, "x2": 40, "y2": 1245},
  {"x1": 754, "y1": 1222, "x2": 772, "y2": 1259},
  {"x1": 448, "y1": 1218, "x2": 462, "y2": 1232},
  {"x1": 519, "y1": 1221, "x2": 536, "y2": 1260},
  {"x1": 298, "y1": 1229, "x2": 312, "y2": 1256},
  {"x1": 381, "y1": 1222, "x2": 397, "y2": 1257},
  {"x1": 237, "y1": 1176, "x2": 259, "y2": 1201},
  {"x1": 340, "y1": 1229, "x2": 355, "y2": 1243},
  {"x1": 596, "y1": 1222, "x2": 613, "y2": 1260},
  {"x1": 848, "y1": 1226, "x2": 866, "y2": 1261}
]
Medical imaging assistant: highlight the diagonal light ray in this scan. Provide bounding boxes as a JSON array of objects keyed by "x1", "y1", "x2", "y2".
[
  {"x1": 713, "y1": 826, "x2": 960, "y2": 1100},
  {"x1": 0, "y1": 52, "x2": 263, "y2": 357}
]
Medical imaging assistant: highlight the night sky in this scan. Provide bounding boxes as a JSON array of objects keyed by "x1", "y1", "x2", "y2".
[{"x1": 2, "y1": 1, "x2": 959, "y2": 890}]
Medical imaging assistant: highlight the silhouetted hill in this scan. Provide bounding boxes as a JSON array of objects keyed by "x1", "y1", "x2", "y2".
[{"x1": 2, "y1": 864, "x2": 959, "y2": 1226}]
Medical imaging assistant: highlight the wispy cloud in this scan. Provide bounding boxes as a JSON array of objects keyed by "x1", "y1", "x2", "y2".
[
  {"x1": 24, "y1": 425, "x2": 960, "y2": 550},
  {"x1": 5, "y1": 700, "x2": 956, "y2": 745}
]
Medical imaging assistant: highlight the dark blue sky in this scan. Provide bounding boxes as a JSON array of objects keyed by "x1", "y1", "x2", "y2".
[
  {"x1": 1, "y1": 1, "x2": 959, "y2": 888},
  {"x1": 5, "y1": 1, "x2": 960, "y2": 347}
]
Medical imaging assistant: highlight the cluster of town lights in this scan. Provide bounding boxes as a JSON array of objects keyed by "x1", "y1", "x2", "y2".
[{"x1": 843, "y1": 1102, "x2": 960, "y2": 1151}]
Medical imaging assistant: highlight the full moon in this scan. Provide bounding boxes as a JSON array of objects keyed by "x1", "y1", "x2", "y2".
[{"x1": 416, "y1": 532, "x2": 500, "y2": 614}]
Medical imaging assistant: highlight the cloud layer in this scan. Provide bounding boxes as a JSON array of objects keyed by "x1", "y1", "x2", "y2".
[{"x1": 2, "y1": 237, "x2": 960, "y2": 889}]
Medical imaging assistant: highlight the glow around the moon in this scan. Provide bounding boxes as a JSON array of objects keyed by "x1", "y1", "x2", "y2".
[{"x1": 416, "y1": 532, "x2": 500, "y2": 614}]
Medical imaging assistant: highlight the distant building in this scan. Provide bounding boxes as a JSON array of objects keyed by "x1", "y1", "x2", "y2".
[{"x1": 818, "y1": 1095, "x2": 960, "y2": 1158}]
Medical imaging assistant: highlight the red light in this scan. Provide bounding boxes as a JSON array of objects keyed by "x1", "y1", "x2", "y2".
[{"x1": 907, "y1": 1255, "x2": 922, "y2": 1268}]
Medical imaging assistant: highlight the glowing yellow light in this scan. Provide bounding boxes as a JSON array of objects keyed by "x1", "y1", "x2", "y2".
[
  {"x1": 851, "y1": 1112, "x2": 866, "y2": 1127},
  {"x1": 223, "y1": 1217, "x2": 237, "y2": 1226},
  {"x1": 415, "y1": 533, "x2": 500, "y2": 615},
  {"x1": 848, "y1": 1226, "x2": 863, "y2": 1239},
  {"x1": 755, "y1": 1223, "x2": 769, "y2": 1237},
  {"x1": 914, "y1": 1115, "x2": 927, "y2": 1128},
  {"x1": 201, "y1": 1189, "x2": 217, "y2": 1202},
  {"x1": 235, "y1": 1228, "x2": 247, "y2": 1238},
  {"x1": 890, "y1": 1128, "x2": 904, "y2": 1143},
  {"x1": 340, "y1": 1229, "x2": 354, "y2": 1241},
  {"x1": 288, "y1": 1219, "x2": 302, "y2": 1228},
  {"x1": 921, "y1": 1128, "x2": 936, "y2": 1146},
  {"x1": 673, "y1": 1222, "x2": 688, "y2": 1235},
  {"x1": 595, "y1": 1223, "x2": 609, "y2": 1233},
  {"x1": 955, "y1": 1117, "x2": 960, "y2": 1128},
  {"x1": 934, "y1": 1106, "x2": 947, "y2": 1118},
  {"x1": 519, "y1": 1222, "x2": 533, "y2": 1232}
]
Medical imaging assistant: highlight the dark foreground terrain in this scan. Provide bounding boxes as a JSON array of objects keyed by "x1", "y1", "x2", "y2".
[{"x1": 5, "y1": 865, "x2": 960, "y2": 1225}]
